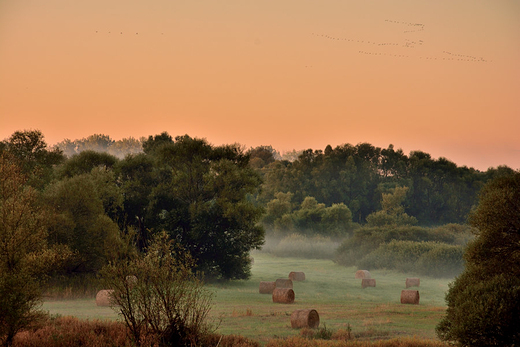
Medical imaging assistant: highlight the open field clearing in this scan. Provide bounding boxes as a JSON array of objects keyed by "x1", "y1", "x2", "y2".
[{"x1": 43, "y1": 252, "x2": 452, "y2": 344}]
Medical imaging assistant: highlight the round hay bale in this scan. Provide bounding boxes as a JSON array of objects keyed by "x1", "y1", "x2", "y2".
[
  {"x1": 272, "y1": 288, "x2": 295, "y2": 304},
  {"x1": 362, "y1": 278, "x2": 376, "y2": 288},
  {"x1": 291, "y1": 309, "x2": 320, "y2": 329},
  {"x1": 126, "y1": 275, "x2": 138, "y2": 289},
  {"x1": 355, "y1": 270, "x2": 371, "y2": 279},
  {"x1": 401, "y1": 290, "x2": 420, "y2": 305},
  {"x1": 259, "y1": 281, "x2": 276, "y2": 294},
  {"x1": 96, "y1": 289, "x2": 115, "y2": 307},
  {"x1": 405, "y1": 278, "x2": 420, "y2": 288},
  {"x1": 289, "y1": 272, "x2": 306, "y2": 281},
  {"x1": 275, "y1": 278, "x2": 293, "y2": 289}
]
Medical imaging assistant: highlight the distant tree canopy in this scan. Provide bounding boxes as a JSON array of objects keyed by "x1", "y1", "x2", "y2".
[
  {"x1": 258, "y1": 142, "x2": 509, "y2": 226},
  {"x1": 2, "y1": 129, "x2": 515, "y2": 282}
]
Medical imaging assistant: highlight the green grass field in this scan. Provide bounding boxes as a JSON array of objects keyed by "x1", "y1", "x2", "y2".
[{"x1": 43, "y1": 252, "x2": 452, "y2": 345}]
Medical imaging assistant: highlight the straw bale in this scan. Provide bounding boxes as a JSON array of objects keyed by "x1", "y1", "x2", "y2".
[
  {"x1": 96, "y1": 289, "x2": 115, "y2": 307},
  {"x1": 272, "y1": 288, "x2": 295, "y2": 304},
  {"x1": 362, "y1": 278, "x2": 376, "y2": 288},
  {"x1": 401, "y1": 290, "x2": 420, "y2": 305},
  {"x1": 405, "y1": 278, "x2": 420, "y2": 288},
  {"x1": 289, "y1": 272, "x2": 306, "y2": 281},
  {"x1": 355, "y1": 270, "x2": 371, "y2": 279},
  {"x1": 291, "y1": 309, "x2": 320, "y2": 329},
  {"x1": 259, "y1": 281, "x2": 276, "y2": 294},
  {"x1": 275, "y1": 278, "x2": 293, "y2": 289}
]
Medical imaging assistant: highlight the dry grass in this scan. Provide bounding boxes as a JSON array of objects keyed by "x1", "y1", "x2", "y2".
[
  {"x1": 14, "y1": 316, "x2": 137, "y2": 347},
  {"x1": 265, "y1": 336, "x2": 449, "y2": 347}
]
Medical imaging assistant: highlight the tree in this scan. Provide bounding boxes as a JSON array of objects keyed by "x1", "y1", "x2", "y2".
[
  {"x1": 365, "y1": 186, "x2": 417, "y2": 227},
  {"x1": 100, "y1": 231, "x2": 214, "y2": 347},
  {"x1": 437, "y1": 172, "x2": 520, "y2": 346},
  {"x1": 43, "y1": 171, "x2": 121, "y2": 275},
  {"x1": 0, "y1": 153, "x2": 69, "y2": 347},
  {"x1": 1, "y1": 130, "x2": 64, "y2": 189},
  {"x1": 147, "y1": 135, "x2": 265, "y2": 280},
  {"x1": 55, "y1": 150, "x2": 118, "y2": 179}
]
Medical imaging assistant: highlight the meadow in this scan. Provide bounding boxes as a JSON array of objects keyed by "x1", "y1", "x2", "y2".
[{"x1": 42, "y1": 252, "x2": 452, "y2": 345}]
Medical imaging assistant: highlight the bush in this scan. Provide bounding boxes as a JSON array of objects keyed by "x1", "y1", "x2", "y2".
[
  {"x1": 437, "y1": 272, "x2": 520, "y2": 346},
  {"x1": 334, "y1": 224, "x2": 468, "y2": 269},
  {"x1": 100, "y1": 231, "x2": 215, "y2": 347},
  {"x1": 355, "y1": 241, "x2": 464, "y2": 277}
]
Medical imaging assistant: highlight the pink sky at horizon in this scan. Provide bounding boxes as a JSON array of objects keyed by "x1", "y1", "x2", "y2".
[{"x1": 1, "y1": 0, "x2": 519, "y2": 171}]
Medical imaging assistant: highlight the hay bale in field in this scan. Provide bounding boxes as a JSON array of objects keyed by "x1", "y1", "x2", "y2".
[
  {"x1": 259, "y1": 281, "x2": 276, "y2": 294},
  {"x1": 401, "y1": 290, "x2": 420, "y2": 305},
  {"x1": 405, "y1": 278, "x2": 420, "y2": 288},
  {"x1": 362, "y1": 278, "x2": 376, "y2": 288},
  {"x1": 291, "y1": 309, "x2": 320, "y2": 329},
  {"x1": 96, "y1": 289, "x2": 115, "y2": 307},
  {"x1": 275, "y1": 278, "x2": 293, "y2": 289},
  {"x1": 355, "y1": 270, "x2": 371, "y2": 279},
  {"x1": 289, "y1": 272, "x2": 306, "y2": 281},
  {"x1": 272, "y1": 288, "x2": 295, "y2": 304}
]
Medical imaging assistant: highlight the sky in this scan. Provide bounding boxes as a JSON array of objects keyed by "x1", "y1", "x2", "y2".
[{"x1": 1, "y1": 0, "x2": 519, "y2": 171}]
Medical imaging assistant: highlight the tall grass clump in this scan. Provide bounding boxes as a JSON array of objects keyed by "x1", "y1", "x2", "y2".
[
  {"x1": 356, "y1": 241, "x2": 465, "y2": 277},
  {"x1": 261, "y1": 234, "x2": 340, "y2": 259},
  {"x1": 335, "y1": 224, "x2": 470, "y2": 277}
]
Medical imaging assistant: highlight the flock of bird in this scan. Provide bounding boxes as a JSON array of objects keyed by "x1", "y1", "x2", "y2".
[
  {"x1": 384, "y1": 19, "x2": 425, "y2": 34},
  {"x1": 95, "y1": 31, "x2": 164, "y2": 35},
  {"x1": 312, "y1": 19, "x2": 491, "y2": 63},
  {"x1": 92, "y1": 18, "x2": 491, "y2": 65}
]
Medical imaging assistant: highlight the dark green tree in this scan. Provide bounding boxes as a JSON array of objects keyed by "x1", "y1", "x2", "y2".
[
  {"x1": 147, "y1": 135, "x2": 265, "y2": 280},
  {"x1": 437, "y1": 172, "x2": 520, "y2": 346},
  {"x1": 43, "y1": 172, "x2": 121, "y2": 275},
  {"x1": 114, "y1": 153, "x2": 157, "y2": 250},
  {"x1": 55, "y1": 150, "x2": 118, "y2": 179}
]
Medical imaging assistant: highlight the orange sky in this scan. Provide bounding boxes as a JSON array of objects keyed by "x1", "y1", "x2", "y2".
[{"x1": 1, "y1": 0, "x2": 519, "y2": 171}]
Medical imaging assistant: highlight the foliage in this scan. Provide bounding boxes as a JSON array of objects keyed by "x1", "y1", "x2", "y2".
[
  {"x1": 260, "y1": 142, "x2": 492, "y2": 225},
  {"x1": 365, "y1": 187, "x2": 417, "y2": 227},
  {"x1": 100, "y1": 231, "x2": 215, "y2": 347},
  {"x1": 0, "y1": 130, "x2": 64, "y2": 189},
  {"x1": 0, "y1": 154, "x2": 69, "y2": 347},
  {"x1": 357, "y1": 240, "x2": 464, "y2": 277},
  {"x1": 145, "y1": 134, "x2": 265, "y2": 280},
  {"x1": 264, "y1": 195, "x2": 353, "y2": 238},
  {"x1": 43, "y1": 171, "x2": 121, "y2": 275},
  {"x1": 335, "y1": 224, "x2": 465, "y2": 266},
  {"x1": 437, "y1": 172, "x2": 520, "y2": 346},
  {"x1": 55, "y1": 151, "x2": 118, "y2": 179}
]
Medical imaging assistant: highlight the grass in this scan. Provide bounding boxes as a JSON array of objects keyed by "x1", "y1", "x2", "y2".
[{"x1": 42, "y1": 252, "x2": 451, "y2": 345}]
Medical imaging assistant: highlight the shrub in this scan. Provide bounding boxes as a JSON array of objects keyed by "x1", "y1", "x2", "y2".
[
  {"x1": 356, "y1": 240, "x2": 464, "y2": 277},
  {"x1": 100, "y1": 231, "x2": 214, "y2": 347}
]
